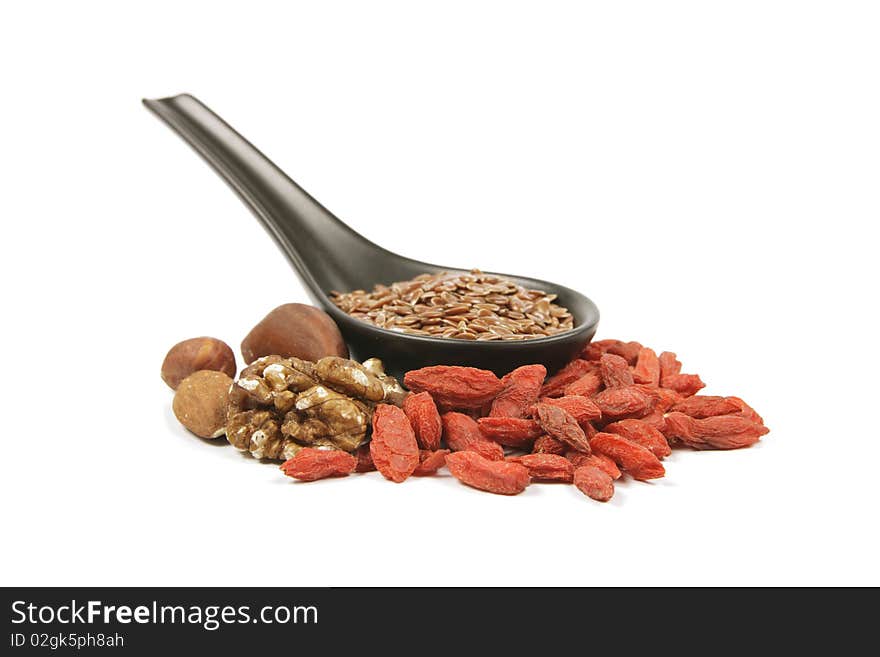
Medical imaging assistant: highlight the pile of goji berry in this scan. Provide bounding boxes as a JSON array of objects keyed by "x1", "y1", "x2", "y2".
[{"x1": 279, "y1": 339, "x2": 768, "y2": 502}]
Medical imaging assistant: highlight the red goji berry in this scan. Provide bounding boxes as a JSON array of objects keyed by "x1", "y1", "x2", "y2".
[
  {"x1": 280, "y1": 447, "x2": 357, "y2": 481},
  {"x1": 727, "y1": 396, "x2": 765, "y2": 425},
  {"x1": 540, "y1": 359, "x2": 596, "y2": 398},
  {"x1": 370, "y1": 404, "x2": 420, "y2": 483},
  {"x1": 604, "y1": 419, "x2": 671, "y2": 459},
  {"x1": 632, "y1": 347, "x2": 661, "y2": 386},
  {"x1": 581, "y1": 420, "x2": 598, "y2": 439},
  {"x1": 589, "y1": 432, "x2": 665, "y2": 481},
  {"x1": 632, "y1": 384, "x2": 684, "y2": 412},
  {"x1": 530, "y1": 395, "x2": 602, "y2": 427},
  {"x1": 639, "y1": 410, "x2": 668, "y2": 433},
  {"x1": 490, "y1": 364, "x2": 546, "y2": 418},
  {"x1": 565, "y1": 451, "x2": 622, "y2": 479},
  {"x1": 441, "y1": 412, "x2": 504, "y2": 461},
  {"x1": 564, "y1": 370, "x2": 603, "y2": 398},
  {"x1": 658, "y1": 351, "x2": 681, "y2": 378},
  {"x1": 355, "y1": 444, "x2": 376, "y2": 472},
  {"x1": 663, "y1": 412, "x2": 768, "y2": 450},
  {"x1": 442, "y1": 406, "x2": 486, "y2": 420},
  {"x1": 584, "y1": 339, "x2": 642, "y2": 364},
  {"x1": 404, "y1": 366, "x2": 502, "y2": 409},
  {"x1": 445, "y1": 451, "x2": 530, "y2": 495},
  {"x1": 592, "y1": 386, "x2": 655, "y2": 420},
  {"x1": 564, "y1": 450, "x2": 590, "y2": 468},
  {"x1": 507, "y1": 453, "x2": 574, "y2": 482},
  {"x1": 532, "y1": 434, "x2": 567, "y2": 455},
  {"x1": 403, "y1": 391, "x2": 442, "y2": 450},
  {"x1": 661, "y1": 373, "x2": 705, "y2": 397},
  {"x1": 583, "y1": 340, "x2": 616, "y2": 360},
  {"x1": 599, "y1": 353, "x2": 634, "y2": 389},
  {"x1": 477, "y1": 417, "x2": 543, "y2": 447},
  {"x1": 412, "y1": 449, "x2": 450, "y2": 476},
  {"x1": 534, "y1": 403, "x2": 591, "y2": 454},
  {"x1": 670, "y1": 395, "x2": 742, "y2": 419},
  {"x1": 573, "y1": 466, "x2": 615, "y2": 502}
]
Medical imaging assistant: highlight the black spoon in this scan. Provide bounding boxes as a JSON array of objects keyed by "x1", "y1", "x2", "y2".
[{"x1": 143, "y1": 94, "x2": 599, "y2": 378}]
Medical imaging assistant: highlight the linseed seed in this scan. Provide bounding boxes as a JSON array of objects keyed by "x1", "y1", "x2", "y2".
[{"x1": 329, "y1": 270, "x2": 574, "y2": 340}]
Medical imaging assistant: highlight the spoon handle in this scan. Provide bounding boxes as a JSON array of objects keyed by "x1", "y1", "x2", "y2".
[{"x1": 142, "y1": 93, "x2": 385, "y2": 304}]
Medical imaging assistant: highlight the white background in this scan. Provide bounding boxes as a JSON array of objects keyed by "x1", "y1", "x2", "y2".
[{"x1": 1, "y1": 1, "x2": 877, "y2": 586}]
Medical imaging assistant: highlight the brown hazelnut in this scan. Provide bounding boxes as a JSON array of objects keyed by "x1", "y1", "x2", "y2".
[
  {"x1": 241, "y1": 303, "x2": 348, "y2": 364},
  {"x1": 162, "y1": 337, "x2": 236, "y2": 390},
  {"x1": 172, "y1": 370, "x2": 233, "y2": 439}
]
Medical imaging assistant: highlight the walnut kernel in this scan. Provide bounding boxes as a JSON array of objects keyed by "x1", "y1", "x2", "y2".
[{"x1": 225, "y1": 355, "x2": 404, "y2": 458}]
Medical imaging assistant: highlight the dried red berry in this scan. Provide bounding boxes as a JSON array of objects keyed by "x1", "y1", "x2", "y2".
[
  {"x1": 565, "y1": 451, "x2": 622, "y2": 479},
  {"x1": 589, "y1": 432, "x2": 665, "y2": 481},
  {"x1": 604, "y1": 419, "x2": 671, "y2": 459},
  {"x1": 633, "y1": 385, "x2": 684, "y2": 412},
  {"x1": 727, "y1": 396, "x2": 765, "y2": 425},
  {"x1": 540, "y1": 359, "x2": 596, "y2": 398},
  {"x1": 564, "y1": 450, "x2": 590, "y2": 468},
  {"x1": 507, "y1": 453, "x2": 574, "y2": 482},
  {"x1": 532, "y1": 434, "x2": 568, "y2": 455},
  {"x1": 661, "y1": 373, "x2": 705, "y2": 397},
  {"x1": 581, "y1": 420, "x2": 598, "y2": 440},
  {"x1": 477, "y1": 417, "x2": 543, "y2": 447},
  {"x1": 404, "y1": 366, "x2": 502, "y2": 409},
  {"x1": 412, "y1": 449, "x2": 450, "y2": 476},
  {"x1": 573, "y1": 466, "x2": 614, "y2": 502},
  {"x1": 670, "y1": 395, "x2": 742, "y2": 419},
  {"x1": 442, "y1": 412, "x2": 504, "y2": 461},
  {"x1": 592, "y1": 386, "x2": 654, "y2": 420},
  {"x1": 658, "y1": 351, "x2": 681, "y2": 378},
  {"x1": 355, "y1": 444, "x2": 376, "y2": 472},
  {"x1": 370, "y1": 404, "x2": 420, "y2": 483},
  {"x1": 654, "y1": 347, "x2": 703, "y2": 397},
  {"x1": 280, "y1": 447, "x2": 357, "y2": 481},
  {"x1": 663, "y1": 412, "x2": 768, "y2": 450},
  {"x1": 583, "y1": 340, "x2": 614, "y2": 360},
  {"x1": 632, "y1": 347, "x2": 661, "y2": 386},
  {"x1": 564, "y1": 370, "x2": 603, "y2": 398},
  {"x1": 534, "y1": 403, "x2": 591, "y2": 454},
  {"x1": 530, "y1": 395, "x2": 602, "y2": 427},
  {"x1": 639, "y1": 410, "x2": 667, "y2": 433},
  {"x1": 584, "y1": 339, "x2": 642, "y2": 364},
  {"x1": 403, "y1": 391, "x2": 442, "y2": 450},
  {"x1": 599, "y1": 353, "x2": 634, "y2": 389},
  {"x1": 445, "y1": 451, "x2": 530, "y2": 495},
  {"x1": 531, "y1": 434, "x2": 567, "y2": 455},
  {"x1": 490, "y1": 364, "x2": 546, "y2": 418}
]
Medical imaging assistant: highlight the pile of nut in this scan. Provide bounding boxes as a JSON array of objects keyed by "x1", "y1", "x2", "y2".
[{"x1": 162, "y1": 301, "x2": 768, "y2": 503}]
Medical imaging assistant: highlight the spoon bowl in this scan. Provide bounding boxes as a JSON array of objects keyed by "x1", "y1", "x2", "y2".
[{"x1": 143, "y1": 94, "x2": 599, "y2": 378}]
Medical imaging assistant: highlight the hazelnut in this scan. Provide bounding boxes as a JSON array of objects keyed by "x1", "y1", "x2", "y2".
[
  {"x1": 162, "y1": 337, "x2": 236, "y2": 390},
  {"x1": 241, "y1": 303, "x2": 348, "y2": 364},
  {"x1": 172, "y1": 370, "x2": 233, "y2": 439}
]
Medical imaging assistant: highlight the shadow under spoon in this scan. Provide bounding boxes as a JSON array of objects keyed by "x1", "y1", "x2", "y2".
[{"x1": 142, "y1": 93, "x2": 599, "y2": 378}]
